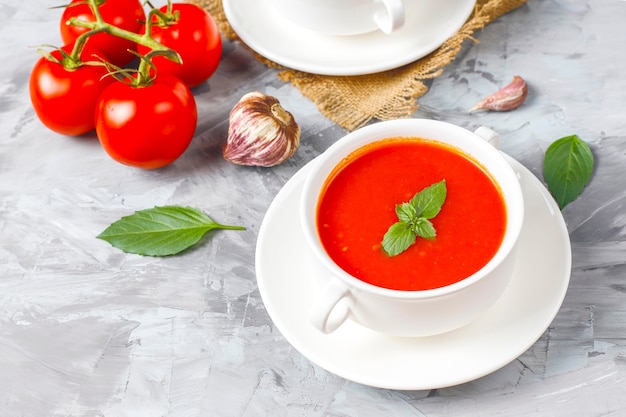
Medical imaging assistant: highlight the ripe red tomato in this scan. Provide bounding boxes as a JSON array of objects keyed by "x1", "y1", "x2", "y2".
[
  {"x1": 137, "y1": 3, "x2": 222, "y2": 88},
  {"x1": 95, "y1": 75, "x2": 198, "y2": 169},
  {"x1": 60, "y1": 0, "x2": 146, "y2": 67},
  {"x1": 29, "y1": 45, "x2": 115, "y2": 136}
]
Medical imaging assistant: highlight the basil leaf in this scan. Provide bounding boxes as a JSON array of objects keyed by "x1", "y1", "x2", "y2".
[
  {"x1": 543, "y1": 135, "x2": 594, "y2": 209},
  {"x1": 396, "y1": 202, "x2": 417, "y2": 224},
  {"x1": 412, "y1": 218, "x2": 436, "y2": 240},
  {"x1": 382, "y1": 222, "x2": 416, "y2": 257},
  {"x1": 97, "y1": 206, "x2": 245, "y2": 256},
  {"x1": 410, "y1": 180, "x2": 447, "y2": 219},
  {"x1": 382, "y1": 180, "x2": 447, "y2": 257}
]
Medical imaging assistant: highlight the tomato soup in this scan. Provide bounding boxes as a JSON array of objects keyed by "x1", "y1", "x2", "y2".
[{"x1": 316, "y1": 137, "x2": 507, "y2": 291}]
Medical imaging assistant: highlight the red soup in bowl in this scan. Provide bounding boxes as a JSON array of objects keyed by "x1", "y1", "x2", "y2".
[{"x1": 316, "y1": 136, "x2": 507, "y2": 291}]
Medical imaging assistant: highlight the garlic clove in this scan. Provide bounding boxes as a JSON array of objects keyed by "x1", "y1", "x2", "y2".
[
  {"x1": 223, "y1": 92, "x2": 300, "y2": 167},
  {"x1": 469, "y1": 75, "x2": 528, "y2": 113}
]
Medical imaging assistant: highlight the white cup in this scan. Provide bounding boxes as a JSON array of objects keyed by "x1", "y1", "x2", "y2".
[
  {"x1": 270, "y1": 0, "x2": 406, "y2": 36},
  {"x1": 300, "y1": 119, "x2": 525, "y2": 337}
]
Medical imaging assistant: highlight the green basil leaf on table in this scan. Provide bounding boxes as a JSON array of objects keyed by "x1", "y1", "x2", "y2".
[
  {"x1": 97, "y1": 206, "x2": 245, "y2": 256},
  {"x1": 543, "y1": 135, "x2": 594, "y2": 209}
]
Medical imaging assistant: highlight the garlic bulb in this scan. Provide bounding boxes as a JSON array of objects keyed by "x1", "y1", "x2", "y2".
[
  {"x1": 469, "y1": 75, "x2": 528, "y2": 113},
  {"x1": 223, "y1": 92, "x2": 300, "y2": 167}
]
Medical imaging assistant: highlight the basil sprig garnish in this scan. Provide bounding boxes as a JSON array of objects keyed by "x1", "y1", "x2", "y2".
[{"x1": 382, "y1": 180, "x2": 447, "y2": 257}]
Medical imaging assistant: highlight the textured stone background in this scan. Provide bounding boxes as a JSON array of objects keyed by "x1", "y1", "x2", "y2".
[{"x1": 1, "y1": 0, "x2": 625, "y2": 415}]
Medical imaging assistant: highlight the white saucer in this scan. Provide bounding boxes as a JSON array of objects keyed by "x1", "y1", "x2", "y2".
[
  {"x1": 255, "y1": 153, "x2": 572, "y2": 390},
  {"x1": 223, "y1": 0, "x2": 476, "y2": 75}
]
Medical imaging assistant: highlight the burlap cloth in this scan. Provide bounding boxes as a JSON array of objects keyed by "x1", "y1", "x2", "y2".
[{"x1": 190, "y1": 0, "x2": 527, "y2": 131}]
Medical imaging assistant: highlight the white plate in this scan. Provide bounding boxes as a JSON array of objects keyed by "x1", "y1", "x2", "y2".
[
  {"x1": 223, "y1": 0, "x2": 476, "y2": 75},
  {"x1": 255, "y1": 154, "x2": 572, "y2": 390}
]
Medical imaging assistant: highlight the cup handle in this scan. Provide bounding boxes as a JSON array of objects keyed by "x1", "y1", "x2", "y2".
[
  {"x1": 374, "y1": 0, "x2": 405, "y2": 34},
  {"x1": 474, "y1": 126, "x2": 501, "y2": 149},
  {"x1": 309, "y1": 280, "x2": 352, "y2": 334}
]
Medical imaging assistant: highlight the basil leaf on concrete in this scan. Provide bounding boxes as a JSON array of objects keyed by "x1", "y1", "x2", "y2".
[
  {"x1": 98, "y1": 206, "x2": 245, "y2": 256},
  {"x1": 544, "y1": 135, "x2": 594, "y2": 209}
]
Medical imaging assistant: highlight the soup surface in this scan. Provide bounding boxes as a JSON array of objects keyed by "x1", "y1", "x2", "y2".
[{"x1": 316, "y1": 137, "x2": 507, "y2": 291}]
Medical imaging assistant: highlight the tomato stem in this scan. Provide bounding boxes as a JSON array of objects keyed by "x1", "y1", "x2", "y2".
[
  {"x1": 70, "y1": 27, "x2": 107, "y2": 60},
  {"x1": 147, "y1": 0, "x2": 180, "y2": 29},
  {"x1": 64, "y1": 0, "x2": 182, "y2": 86},
  {"x1": 67, "y1": 17, "x2": 180, "y2": 62}
]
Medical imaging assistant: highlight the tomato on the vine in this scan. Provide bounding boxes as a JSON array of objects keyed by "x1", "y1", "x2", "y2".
[
  {"x1": 137, "y1": 3, "x2": 222, "y2": 88},
  {"x1": 29, "y1": 45, "x2": 115, "y2": 136},
  {"x1": 95, "y1": 75, "x2": 198, "y2": 169},
  {"x1": 60, "y1": 0, "x2": 146, "y2": 67}
]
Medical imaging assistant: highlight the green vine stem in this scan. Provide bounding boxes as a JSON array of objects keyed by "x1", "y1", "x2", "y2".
[
  {"x1": 64, "y1": 0, "x2": 181, "y2": 86},
  {"x1": 144, "y1": 0, "x2": 179, "y2": 28}
]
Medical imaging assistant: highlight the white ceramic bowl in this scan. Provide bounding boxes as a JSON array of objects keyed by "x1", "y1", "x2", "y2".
[{"x1": 300, "y1": 119, "x2": 525, "y2": 337}]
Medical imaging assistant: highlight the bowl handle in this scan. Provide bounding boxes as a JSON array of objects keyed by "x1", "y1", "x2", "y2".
[
  {"x1": 474, "y1": 126, "x2": 500, "y2": 149},
  {"x1": 374, "y1": 0, "x2": 406, "y2": 34},
  {"x1": 309, "y1": 280, "x2": 352, "y2": 334}
]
